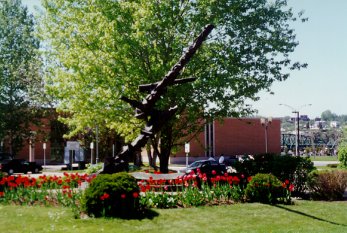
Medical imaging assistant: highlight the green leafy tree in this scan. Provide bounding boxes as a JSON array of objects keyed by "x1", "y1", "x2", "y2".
[
  {"x1": 0, "y1": 0, "x2": 43, "y2": 155},
  {"x1": 320, "y1": 110, "x2": 347, "y2": 126},
  {"x1": 39, "y1": 0, "x2": 306, "y2": 172},
  {"x1": 338, "y1": 128, "x2": 347, "y2": 168},
  {"x1": 321, "y1": 110, "x2": 337, "y2": 122}
]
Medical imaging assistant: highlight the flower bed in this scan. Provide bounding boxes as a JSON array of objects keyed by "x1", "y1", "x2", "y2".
[
  {"x1": 0, "y1": 169, "x2": 296, "y2": 218},
  {"x1": 137, "y1": 169, "x2": 287, "y2": 208},
  {"x1": 0, "y1": 172, "x2": 94, "y2": 208}
]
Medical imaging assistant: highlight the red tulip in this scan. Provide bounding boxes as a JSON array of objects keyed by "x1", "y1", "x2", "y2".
[{"x1": 133, "y1": 192, "x2": 139, "y2": 198}]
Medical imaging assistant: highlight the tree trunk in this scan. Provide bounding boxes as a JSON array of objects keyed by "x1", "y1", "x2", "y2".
[
  {"x1": 146, "y1": 141, "x2": 157, "y2": 169},
  {"x1": 159, "y1": 152, "x2": 170, "y2": 173},
  {"x1": 148, "y1": 136, "x2": 161, "y2": 170},
  {"x1": 159, "y1": 124, "x2": 173, "y2": 173},
  {"x1": 153, "y1": 151, "x2": 158, "y2": 168},
  {"x1": 134, "y1": 150, "x2": 143, "y2": 166},
  {"x1": 146, "y1": 141, "x2": 153, "y2": 166}
]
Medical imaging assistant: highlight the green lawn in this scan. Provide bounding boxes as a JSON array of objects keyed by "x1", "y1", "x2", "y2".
[
  {"x1": 310, "y1": 156, "x2": 339, "y2": 161},
  {"x1": 1, "y1": 201, "x2": 346, "y2": 233}
]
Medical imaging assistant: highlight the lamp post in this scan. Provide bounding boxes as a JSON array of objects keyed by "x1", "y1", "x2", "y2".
[
  {"x1": 185, "y1": 142, "x2": 190, "y2": 169},
  {"x1": 43, "y1": 143, "x2": 47, "y2": 166},
  {"x1": 292, "y1": 110, "x2": 300, "y2": 156},
  {"x1": 260, "y1": 117, "x2": 272, "y2": 153},
  {"x1": 279, "y1": 104, "x2": 312, "y2": 156},
  {"x1": 94, "y1": 123, "x2": 99, "y2": 164}
]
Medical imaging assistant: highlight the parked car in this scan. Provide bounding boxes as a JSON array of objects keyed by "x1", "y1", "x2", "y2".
[
  {"x1": 224, "y1": 155, "x2": 238, "y2": 166},
  {"x1": 0, "y1": 152, "x2": 13, "y2": 162},
  {"x1": 186, "y1": 159, "x2": 226, "y2": 176},
  {"x1": 0, "y1": 159, "x2": 42, "y2": 175}
]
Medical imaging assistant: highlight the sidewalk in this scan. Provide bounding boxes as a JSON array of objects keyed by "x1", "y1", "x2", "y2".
[{"x1": 131, "y1": 172, "x2": 184, "y2": 180}]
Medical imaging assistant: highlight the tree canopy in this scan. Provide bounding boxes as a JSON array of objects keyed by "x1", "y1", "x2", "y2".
[
  {"x1": 39, "y1": 0, "x2": 306, "y2": 170},
  {"x1": 0, "y1": 0, "x2": 43, "y2": 155}
]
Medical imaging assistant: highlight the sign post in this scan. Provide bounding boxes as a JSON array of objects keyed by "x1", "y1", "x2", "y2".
[
  {"x1": 43, "y1": 143, "x2": 47, "y2": 166},
  {"x1": 185, "y1": 142, "x2": 190, "y2": 168}
]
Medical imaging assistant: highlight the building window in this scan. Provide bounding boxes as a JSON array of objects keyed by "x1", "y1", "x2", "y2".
[{"x1": 205, "y1": 121, "x2": 214, "y2": 157}]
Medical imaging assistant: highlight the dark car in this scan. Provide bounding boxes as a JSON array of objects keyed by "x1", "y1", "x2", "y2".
[
  {"x1": 0, "y1": 159, "x2": 42, "y2": 175},
  {"x1": 224, "y1": 155, "x2": 238, "y2": 166},
  {"x1": 186, "y1": 159, "x2": 226, "y2": 176},
  {"x1": 0, "y1": 152, "x2": 13, "y2": 162}
]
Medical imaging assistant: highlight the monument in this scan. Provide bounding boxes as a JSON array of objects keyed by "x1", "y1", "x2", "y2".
[{"x1": 101, "y1": 24, "x2": 214, "y2": 174}]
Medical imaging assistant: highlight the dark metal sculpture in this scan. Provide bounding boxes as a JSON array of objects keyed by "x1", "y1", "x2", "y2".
[{"x1": 101, "y1": 24, "x2": 214, "y2": 174}]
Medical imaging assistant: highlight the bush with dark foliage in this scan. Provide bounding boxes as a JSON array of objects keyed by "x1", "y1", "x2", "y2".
[
  {"x1": 244, "y1": 173, "x2": 291, "y2": 204},
  {"x1": 81, "y1": 172, "x2": 141, "y2": 218},
  {"x1": 308, "y1": 170, "x2": 347, "y2": 201},
  {"x1": 234, "y1": 153, "x2": 315, "y2": 196}
]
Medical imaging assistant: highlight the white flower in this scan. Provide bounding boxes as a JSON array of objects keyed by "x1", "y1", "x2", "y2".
[{"x1": 148, "y1": 198, "x2": 153, "y2": 205}]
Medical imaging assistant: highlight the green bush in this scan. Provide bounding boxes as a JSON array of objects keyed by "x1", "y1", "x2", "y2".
[
  {"x1": 308, "y1": 170, "x2": 347, "y2": 201},
  {"x1": 338, "y1": 144, "x2": 347, "y2": 168},
  {"x1": 0, "y1": 172, "x2": 5, "y2": 192},
  {"x1": 234, "y1": 154, "x2": 315, "y2": 196},
  {"x1": 85, "y1": 163, "x2": 103, "y2": 175},
  {"x1": 81, "y1": 172, "x2": 141, "y2": 218},
  {"x1": 327, "y1": 164, "x2": 338, "y2": 168},
  {"x1": 244, "y1": 173, "x2": 291, "y2": 204}
]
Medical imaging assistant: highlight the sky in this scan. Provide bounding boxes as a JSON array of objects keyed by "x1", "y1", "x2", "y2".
[{"x1": 22, "y1": 0, "x2": 347, "y2": 119}]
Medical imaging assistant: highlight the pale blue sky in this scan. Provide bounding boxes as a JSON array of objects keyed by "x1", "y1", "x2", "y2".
[
  {"x1": 253, "y1": 0, "x2": 347, "y2": 118},
  {"x1": 23, "y1": 0, "x2": 347, "y2": 118}
]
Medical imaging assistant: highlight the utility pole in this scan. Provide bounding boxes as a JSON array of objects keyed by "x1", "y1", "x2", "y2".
[
  {"x1": 279, "y1": 104, "x2": 312, "y2": 156},
  {"x1": 292, "y1": 111, "x2": 300, "y2": 156}
]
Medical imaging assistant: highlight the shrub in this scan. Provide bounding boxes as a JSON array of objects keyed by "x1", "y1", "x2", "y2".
[
  {"x1": 308, "y1": 170, "x2": 347, "y2": 201},
  {"x1": 81, "y1": 172, "x2": 141, "y2": 218},
  {"x1": 233, "y1": 153, "x2": 276, "y2": 177},
  {"x1": 0, "y1": 172, "x2": 5, "y2": 192},
  {"x1": 327, "y1": 164, "x2": 338, "y2": 168},
  {"x1": 289, "y1": 156, "x2": 315, "y2": 196},
  {"x1": 338, "y1": 144, "x2": 347, "y2": 168},
  {"x1": 85, "y1": 163, "x2": 103, "y2": 175},
  {"x1": 244, "y1": 173, "x2": 292, "y2": 204},
  {"x1": 234, "y1": 154, "x2": 315, "y2": 196}
]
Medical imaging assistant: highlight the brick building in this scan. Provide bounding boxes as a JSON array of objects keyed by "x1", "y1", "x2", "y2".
[
  {"x1": 170, "y1": 117, "x2": 281, "y2": 164},
  {"x1": 16, "y1": 117, "x2": 52, "y2": 163},
  {"x1": 11, "y1": 116, "x2": 280, "y2": 165},
  {"x1": 2, "y1": 110, "x2": 67, "y2": 164}
]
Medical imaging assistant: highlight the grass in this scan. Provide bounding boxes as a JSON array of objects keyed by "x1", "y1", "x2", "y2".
[
  {"x1": 0, "y1": 201, "x2": 346, "y2": 233},
  {"x1": 310, "y1": 156, "x2": 339, "y2": 161},
  {"x1": 316, "y1": 166, "x2": 336, "y2": 171}
]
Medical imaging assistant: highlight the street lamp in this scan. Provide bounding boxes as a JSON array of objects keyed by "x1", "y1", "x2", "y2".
[
  {"x1": 279, "y1": 104, "x2": 312, "y2": 156},
  {"x1": 185, "y1": 142, "x2": 190, "y2": 168},
  {"x1": 96, "y1": 124, "x2": 99, "y2": 164},
  {"x1": 43, "y1": 142, "x2": 47, "y2": 166},
  {"x1": 260, "y1": 117, "x2": 272, "y2": 153}
]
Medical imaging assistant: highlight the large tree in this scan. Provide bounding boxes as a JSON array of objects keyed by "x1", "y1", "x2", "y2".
[
  {"x1": 39, "y1": 0, "x2": 306, "y2": 172},
  {"x1": 321, "y1": 110, "x2": 337, "y2": 122},
  {"x1": 0, "y1": 0, "x2": 43, "y2": 155}
]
